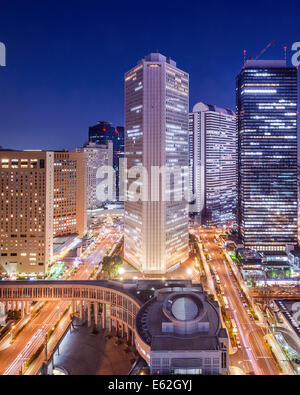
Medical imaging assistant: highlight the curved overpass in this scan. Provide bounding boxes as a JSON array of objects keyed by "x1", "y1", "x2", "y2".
[{"x1": 0, "y1": 280, "x2": 142, "y2": 343}]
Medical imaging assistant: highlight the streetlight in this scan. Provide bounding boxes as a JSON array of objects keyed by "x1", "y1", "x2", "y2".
[
  {"x1": 118, "y1": 267, "x2": 125, "y2": 276},
  {"x1": 187, "y1": 268, "x2": 193, "y2": 278}
]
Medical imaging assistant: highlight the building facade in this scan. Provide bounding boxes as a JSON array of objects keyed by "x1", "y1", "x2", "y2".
[
  {"x1": 0, "y1": 150, "x2": 54, "y2": 273},
  {"x1": 53, "y1": 152, "x2": 87, "y2": 238},
  {"x1": 74, "y1": 142, "x2": 113, "y2": 210},
  {"x1": 124, "y1": 53, "x2": 189, "y2": 274},
  {"x1": 189, "y1": 102, "x2": 237, "y2": 226},
  {"x1": 236, "y1": 60, "x2": 298, "y2": 252},
  {"x1": 287, "y1": 246, "x2": 300, "y2": 272}
]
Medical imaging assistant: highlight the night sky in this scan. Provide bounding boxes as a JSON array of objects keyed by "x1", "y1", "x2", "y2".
[{"x1": 0, "y1": 0, "x2": 299, "y2": 151}]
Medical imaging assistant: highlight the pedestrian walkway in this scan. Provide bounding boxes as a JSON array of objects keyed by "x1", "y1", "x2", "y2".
[{"x1": 53, "y1": 324, "x2": 136, "y2": 375}]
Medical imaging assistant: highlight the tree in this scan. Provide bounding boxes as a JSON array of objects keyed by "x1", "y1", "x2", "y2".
[
  {"x1": 102, "y1": 256, "x2": 115, "y2": 278},
  {"x1": 102, "y1": 256, "x2": 123, "y2": 279}
]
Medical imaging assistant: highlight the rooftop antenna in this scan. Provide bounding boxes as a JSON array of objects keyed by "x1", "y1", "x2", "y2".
[
  {"x1": 255, "y1": 40, "x2": 275, "y2": 60},
  {"x1": 243, "y1": 49, "x2": 247, "y2": 66},
  {"x1": 284, "y1": 45, "x2": 287, "y2": 61}
]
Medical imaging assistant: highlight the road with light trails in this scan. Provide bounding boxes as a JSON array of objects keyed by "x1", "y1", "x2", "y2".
[
  {"x1": 1, "y1": 301, "x2": 69, "y2": 375},
  {"x1": 0, "y1": 224, "x2": 122, "y2": 375},
  {"x1": 197, "y1": 227, "x2": 281, "y2": 376}
]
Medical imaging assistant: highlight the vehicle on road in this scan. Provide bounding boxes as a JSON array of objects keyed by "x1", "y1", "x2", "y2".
[
  {"x1": 232, "y1": 319, "x2": 238, "y2": 334},
  {"x1": 223, "y1": 296, "x2": 230, "y2": 310}
]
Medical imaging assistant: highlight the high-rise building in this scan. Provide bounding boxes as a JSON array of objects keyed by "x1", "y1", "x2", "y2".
[
  {"x1": 89, "y1": 121, "x2": 124, "y2": 201},
  {"x1": 0, "y1": 150, "x2": 54, "y2": 274},
  {"x1": 124, "y1": 53, "x2": 189, "y2": 275},
  {"x1": 236, "y1": 59, "x2": 298, "y2": 251},
  {"x1": 74, "y1": 142, "x2": 113, "y2": 210},
  {"x1": 189, "y1": 102, "x2": 237, "y2": 226},
  {"x1": 53, "y1": 152, "x2": 87, "y2": 238},
  {"x1": 89, "y1": 121, "x2": 116, "y2": 145}
]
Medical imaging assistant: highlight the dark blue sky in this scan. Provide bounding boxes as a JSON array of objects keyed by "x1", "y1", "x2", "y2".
[{"x1": 0, "y1": 0, "x2": 299, "y2": 150}]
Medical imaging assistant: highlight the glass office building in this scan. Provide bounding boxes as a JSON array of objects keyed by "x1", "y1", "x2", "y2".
[
  {"x1": 236, "y1": 60, "x2": 298, "y2": 251},
  {"x1": 189, "y1": 102, "x2": 237, "y2": 227}
]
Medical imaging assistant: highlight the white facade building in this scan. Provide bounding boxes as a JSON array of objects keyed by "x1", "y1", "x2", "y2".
[
  {"x1": 74, "y1": 142, "x2": 113, "y2": 210},
  {"x1": 124, "y1": 53, "x2": 189, "y2": 275},
  {"x1": 189, "y1": 102, "x2": 237, "y2": 226}
]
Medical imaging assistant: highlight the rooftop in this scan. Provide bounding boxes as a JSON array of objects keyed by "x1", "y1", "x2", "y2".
[
  {"x1": 143, "y1": 53, "x2": 176, "y2": 67},
  {"x1": 135, "y1": 286, "x2": 227, "y2": 351},
  {"x1": 171, "y1": 296, "x2": 199, "y2": 321},
  {"x1": 237, "y1": 248, "x2": 262, "y2": 262},
  {"x1": 192, "y1": 101, "x2": 234, "y2": 116},
  {"x1": 244, "y1": 59, "x2": 287, "y2": 69}
]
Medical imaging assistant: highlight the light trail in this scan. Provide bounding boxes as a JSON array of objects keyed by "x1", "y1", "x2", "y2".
[
  {"x1": 200, "y1": 228, "x2": 279, "y2": 375},
  {"x1": 1, "y1": 224, "x2": 122, "y2": 375}
]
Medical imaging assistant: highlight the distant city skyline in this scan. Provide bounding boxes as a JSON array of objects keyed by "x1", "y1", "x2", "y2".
[
  {"x1": 0, "y1": 1, "x2": 299, "y2": 151},
  {"x1": 1, "y1": 1, "x2": 300, "y2": 379}
]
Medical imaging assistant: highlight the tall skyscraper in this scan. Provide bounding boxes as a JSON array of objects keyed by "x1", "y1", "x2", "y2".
[
  {"x1": 74, "y1": 142, "x2": 113, "y2": 210},
  {"x1": 189, "y1": 102, "x2": 237, "y2": 226},
  {"x1": 53, "y1": 152, "x2": 87, "y2": 238},
  {"x1": 0, "y1": 150, "x2": 54, "y2": 274},
  {"x1": 89, "y1": 121, "x2": 124, "y2": 201},
  {"x1": 124, "y1": 53, "x2": 189, "y2": 275},
  {"x1": 236, "y1": 59, "x2": 298, "y2": 252}
]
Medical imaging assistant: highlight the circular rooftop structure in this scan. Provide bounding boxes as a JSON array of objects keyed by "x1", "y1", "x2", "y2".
[
  {"x1": 163, "y1": 292, "x2": 207, "y2": 326},
  {"x1": 171, "y1": 296, "x2": 199, "y2": 321},
  {"x1": 135, "y1": 287, "x2": 224, "y2": 352}
]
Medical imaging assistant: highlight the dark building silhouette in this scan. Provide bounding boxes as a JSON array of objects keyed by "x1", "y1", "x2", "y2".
[{"x1": 89, "y1": 121, "x2": 124, "y2": 202}]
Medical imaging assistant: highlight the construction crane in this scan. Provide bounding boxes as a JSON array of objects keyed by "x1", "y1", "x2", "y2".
[{"x1": 255, "y1": 40, "x2": 275, "y2": 60}]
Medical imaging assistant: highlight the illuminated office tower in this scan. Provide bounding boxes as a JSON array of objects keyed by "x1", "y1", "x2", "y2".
[
  {"x1": 53, "y1": 152, "x2": 87, "y2": 238},
  {"x1": 189, "y1": 102, "x2": 237, "y2": 226},
  {"x1": 0, "y1": 150, "x2": 54, "y2": 274},
  {"x1": 124, "y1": 53, "x2": 189, "y2": 275},
  {"x1": 236, "y1": 59, "x2": 298, "y2": 251},
  {"x1": 74, "y1": 142, "x2": 113, "y2": 210}
]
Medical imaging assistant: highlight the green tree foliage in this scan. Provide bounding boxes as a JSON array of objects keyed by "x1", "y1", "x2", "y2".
[{"x1": 102, "y1": 255, "x2": 123, "y2": 279}]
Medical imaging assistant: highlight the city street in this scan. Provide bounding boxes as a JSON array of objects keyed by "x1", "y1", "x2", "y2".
[{"x1": 197, "y1": 228, "x2": 280, "y2": 375}]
